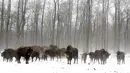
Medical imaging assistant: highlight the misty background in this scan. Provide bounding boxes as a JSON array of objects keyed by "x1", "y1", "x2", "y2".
[{"x1": 0, "y1": 0, "x2": 130, "y2": 53}]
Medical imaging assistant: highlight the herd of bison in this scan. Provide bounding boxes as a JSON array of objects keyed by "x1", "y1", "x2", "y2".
[{"x1": 0, "y1": 45, "x2": 125, "y2": 65}]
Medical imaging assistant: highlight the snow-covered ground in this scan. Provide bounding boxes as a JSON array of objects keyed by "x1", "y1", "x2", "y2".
[{"x1": 0, "y1": 54, "x2": 130, "y2": 73}]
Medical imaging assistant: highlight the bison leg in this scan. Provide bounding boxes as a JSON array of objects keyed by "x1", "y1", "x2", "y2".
[
  {"x1": 60, "y1": 56, "x2": 61, "y2": 61},
  {"x1": 25, "y1": 56, "x2": 30, "y2": 64},
  {"x1": 122, "y1": 59, "x2": 125, "y2": 64},
  {"x1": 84, "y1": 58, "x2": 86, "y2": 63},
  {"x1": 74, "y1": 58, "x2": 76, "y2": 64},
  {"x1": 117, "y1": 59, "x2": 120, "y2": 65},
  {"x1": 52, "y1": 56, "x2": 54, "y2": 61},
  {"x1": 7, "y1": 59, "x2": 8, "y2": 62},
  {"x1": 25, "y1": 58, "x2": 29, "y2": 64},
  {"x1": 45, "y1": 56, "x2": 47, "y2": 61},
  {"x1": 32, "y1": 57, "x2": 34, "y2": 62},
  {"x1": 9, "y1": 58, "x2": 13, "y2": 62},
  {"x1": 44, "y1": 57, "x2": 46, "y2": 61},
  {"x1": 35, "y1": 57, "x2": 37, "y2": 61},
  {"x1": 26, "y1": 61, "x2": 29, "y2": 64},
  {"x1": 17, "y1": 56, "x2": 21, "y2": 63},
  {"x1": 70, "y1": 59, "x2": 71, "y2": 65},
  {"x1": 50, "y1": 56, "x2": 53, "y2": 61},
  {"x1": 81, "y1": 58, "x2": 83, "y2": 63}
]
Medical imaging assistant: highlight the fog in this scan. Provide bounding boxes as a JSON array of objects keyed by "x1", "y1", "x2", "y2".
[{"x1": 0, "y1": 0, "x2": 129, "y2": 53}]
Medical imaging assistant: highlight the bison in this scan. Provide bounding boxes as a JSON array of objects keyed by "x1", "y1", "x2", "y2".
[
  {"x1": 16, "y1": 46, "x2": 33, "y2": 64},
  {"x1": 30, "y1": 45, "x2": 44, "y2": 56},
  {"x1": 1, "y1": 48, "x2": 17, "y2": 62},
  {"x1": 100, "y1": 49, "x2": 110, "y2": 64},
  {"x1": 55, "y1": 48, "x2": 63, "y2": 61},
  {"x1": 81, "y1": 53, "x2": 88, "y2": 63},
  {"x1": 31, "y1": 51, "x2": 40, "y2": 62},
  {"x1": 44, "y1": 45, "x2": 62, "y2": 61},
  {"x1": 65, "y1": 45, "x2": 78, "y2": 65},
  {"x1": 94, "y1": 49, "x2": 110, "y2": 64},
  {"x1": 44, "y1": 48, "x2": 56, "y2": 61},
  {"x1": 116, "y1": 51, "x2": 125, "y2": 65},
  {"x1": 88, "y1": 52, "x2": 95, "y2": 63}
]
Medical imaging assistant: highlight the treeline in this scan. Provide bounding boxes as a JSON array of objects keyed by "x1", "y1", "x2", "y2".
[{"x1": 0, "y1": 0, "x2": 130, "y2": 53}]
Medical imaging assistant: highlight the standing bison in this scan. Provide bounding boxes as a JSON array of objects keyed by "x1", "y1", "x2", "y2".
[
  {"x1": 94, "y1": 49, "x2": 110, "y2": 64},
  {"x1": 116, "y1": 51, "x2": 125, "y2": 65},
  {"x1": 44, "y1": 45, "x2": 62, "y2": 61},
  {"x1": 16, "y1": 46, "x2": 33, "y2": 64},
  {"x1": 88, "y1": 52, "x2": 95, "y2": 63},
  {"x1": 1, "y1": 48, "x2": 17, "y2": 62},
  {"x1": 65, "y1": 45, "x2": 78, "y2": 65},
  {"x1": 44, "y1": 48, "x2": 56, "y2": 61},
  {"x1": 81, "y1": 53, "x2": 88, "y2": 63},
  {"x1": 100, "y1": 49, "x2": 110, "y2": 64},
  {"x1": 31, "y1": 51, "x2": 40, "y2": 62}
]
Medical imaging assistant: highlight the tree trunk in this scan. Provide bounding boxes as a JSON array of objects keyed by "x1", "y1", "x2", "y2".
[
  {"x1": 6, "y1": 0, "x2": 11, "y2": 48},
  {"x1": 52, "y1": 0, "x2": 57, "y2": 45},
  {"x1": 41, "y1": 0, "x2": 46, "y2": 46},
  {"x1": 0, "y1": 0, "x2": 5, "y2": 45}
]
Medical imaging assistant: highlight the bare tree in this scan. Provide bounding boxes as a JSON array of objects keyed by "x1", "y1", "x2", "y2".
[
  {"x1": 74, "y1": 0, "x2": 79, "y2": 47},
  {"x1": 51, "y1": 0, "x2": 57, "y2": 45},
  {"x1": 34, "y1": 0, "x2": 41, "y2": 45},
  {"x1": 0, "y1": 0, "x2": 5, "y2": 45},
  {"x1": 41, "y1": 0, "x2": 46, "y2": 46},
  {"x1": 5, "y1": 0, "x2": 11, "y2": 48}
]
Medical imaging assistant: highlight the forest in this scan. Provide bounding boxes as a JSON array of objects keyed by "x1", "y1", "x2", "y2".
[{"x1": 0, "y1": 0, "x2": 130, "y2": 53}]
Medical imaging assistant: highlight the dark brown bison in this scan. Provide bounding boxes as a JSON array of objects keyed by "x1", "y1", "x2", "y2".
[
  {"x1": 100, "y1": 49, "x2": 110, "y2": 64},
  {"x1": 1, "y1": 48, "x2": 17, "y2": 62},
  {"x1": 81, "y1": 53, "x2": 88, "y2": 63},
  {"x1": 30, "y1": 45, "x2": 46, "y2": 61},
  {"x1": 41, "y1": 46, "x2": 51, "y2": 61},
  {"x1": 94, "y1": 50, "x2": 101, "y2": 64},
  {"x1": 88, "y1": 52, "x2": 95, "y2": 63},
  {"x1": 50, "y1": 45, "x2": 64, "y2": 61},
  {"x1": 55, "y1": 48, "x2": 62, "y2": 61},
  {"x1": 94, "y1": 49, "x2": 110, "y2": 64},
  {"x1": 1, "y1": 51, "x2": 11, "y2": 62},
  {"x1": 116, "y1": 51, "x2": 125, "y2": 65},
  {"x1": 65, "y1": 45, "x2": 78, "y2": 65},
  {"x1": 44, "y1": 45, "x2": 62, "y2": 61},
  {"x1": 16, "y1": 46, "x2": 33, "y2": 64},
  {"x1": 31, "y1": 51, "x2": 40, "y2": 62},
  {"x1": 44, "y1": 48, "x2": 56, "y2": 61}
]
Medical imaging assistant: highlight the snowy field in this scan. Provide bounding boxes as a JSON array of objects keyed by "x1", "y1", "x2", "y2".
[{"x1": 0, "y1": 54, "x2": 130, "y2": 73}]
